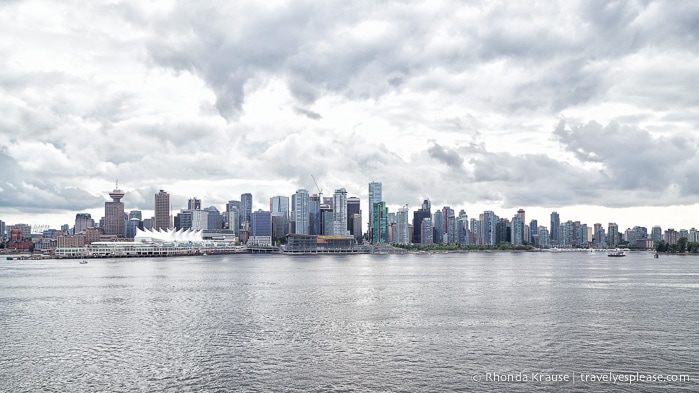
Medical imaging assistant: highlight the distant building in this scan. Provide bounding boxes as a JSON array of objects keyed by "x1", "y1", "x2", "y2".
[
  {"x1": 294, "y1": 189, "x2": 310, "y2": 235},
  {"x1": 241, "y1": 193, "x2": 253, "y2": 224},
  {"x1": 412, "y1": 200, "x2": 431, "y2": 244},
  {"x1": 188, "y1": 197, "x2": 201, "y2": 211},
  {"x1": 371, "y1": 201, "x2": 388, "y2": 244},
  {"x1": 607, "y1": 223, "x2": 619, "y2": 248},
  {"x1": 332, "y1": 188, "x2": 349, "y2": 236},
  {"x1": 129, "y1": 210, "x2": 142, "y2": 221},
  {"x1": 550, "y1": 211, "x2": 560, "y2": 244},
  {"x1": 664, "y1": 228, "x2": 679, "y2": 245},
  {"x1": 74, "y1": 213, "x2": 94, "y2": 234},
  {"x1": 250, "y1": 209, "x2": 272, "y2": 246},
  {"x1": 347, "y1": 197, "x2": 361, "y2": 236},
  {"x1": 104, "y1": 186, "x2": 125, "y2": 236},
  {"x1": 394, "y1": 205, "x2": 410, "y2": 245},
  {"x1": 154, "y1": 190, "x2": 170, "y2": 230},
  {"x1": 421, "y1": 218, "x2": 433, "y2": 245},
  {"x1": 368, "y1": 182, "x2": 382, "y2": 237},
  {"x1": 651, "y1": 226, "x2": 663, "y2": 244}
]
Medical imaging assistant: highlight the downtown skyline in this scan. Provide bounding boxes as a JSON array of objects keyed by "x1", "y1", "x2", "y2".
[{"x1": 1, "y1": 1, "x2": 699, "y2": 231}]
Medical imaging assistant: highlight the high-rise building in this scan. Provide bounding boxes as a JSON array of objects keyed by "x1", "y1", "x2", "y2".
[
  {"x1": 529, "y1": 219, "x2": 538, "y2": 246},
  {"x1": 607, "y1": 222, "x2": 619, "y2": 248},
  {"x1": 309, "y1": 195, "x2": 321, "y2": 235},
  {"x1": 432, "y1": 209, "x2": 443, "y2": 244},
  {"x1": 270, "y1": 196, "x2": 289, "y2": 218},
  {"x1": 241, "y1": 193, "x2": 253, "y2": 224},
  {"x1": 74, "y1": 213, "x2": 94, "y2": 234},
  {"x1": 332, "y1": 188, "x2": 349, "y2": 236},
  {"x1": 457, "y1": 210, "x2": 469, "y2": 245},
  {"x1": 129, "y1": 210, "x2": 142, "y2": 221},
  {"x1": 371, "y1": 201, "x2": 388, "y2": 244},
  {"x1": 347, "y1": 197, "x2": 361, "y2": 235},
  {"x1": 651, "y1": 226, "x2": 663, "y2": 245},
  {"x1": 481, "y1": 211, "x2": 497, "y2": 245},
  {"x1": 550, "y1": 212, "x2": 560, "y2": 244},
  {"x1": 395, "y1": 205, "x2": 410, "y2": 245},
  {"x1": 511, "y1": 213, "x2": 524, "y2": 245},
  {"x1": 188, "y1": 197, "x2": 201, "y2": 210},
  {"x1": 421, "y1": 218, "x2": 433, "y2": 245},
  {"x1": 412, "y1": 199, "x2": 431, "y2": 244},
  {"x1": 294, "y1": 189, "x2": 310, "y2": 235},
  {"x1": 204, "y1": 206, "x2": 222, "y2": 229},
  {"x1": 154, "y1": 189, "x2": 170, "y2": 230},
  {"x1": 104, "y1": 185, "x2": 125, "y2": 236},
  {"x1": 368, "y1": 182, "x2": 382, "y2": 236},
  {"x1": 0, "y1": 220, "x2": 5, "y2": 240},
  {"x1": 251, "y1": 210, "x2": 272, "y2": 237}
]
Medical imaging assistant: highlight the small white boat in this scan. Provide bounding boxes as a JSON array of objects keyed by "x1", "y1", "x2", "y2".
[
  {"x1": 608, "y1": 250, "x2": 625, "y2": 257},
  {"x1": 79, "y1": 260, "x2": 88, "y2": 264}
]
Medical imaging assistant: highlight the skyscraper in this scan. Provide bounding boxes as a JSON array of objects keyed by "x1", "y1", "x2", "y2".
[
  {"x1": 294, "y1": 189, "x2": 310, "y2": 235},
  {"x1": 75, "y1": 213, "x2": 94, "y2": 234},
  {"x1": 188, "y1": 197, "x2": 201, "y2": 210},
  {"x1": 346, "y1": 197, "x2": 361, "y2": 235},
  {"x1": 104, "y1": 185, "x2": 125, "y2": 236},
  {"x1": 241, "y1": 193, "x2": 253, "y2": 224},
  {"x1": 371, "y1": 201, "x2": 388, "y2": 244},
  {"x1": 550, "y1": 211, "x2": 560, "y2": 244},
  {"x1": 332, "y1": 188, "x2": 349, "y2": 236},
  {"x1": 368, "y1": 182, "x2": 382, "y2": 235},
  {"x1": 395, "y1": 205, "x2": 410, "y2": 245},
  {"x1": 154, "y1": 189, "x2": 170, "y2": 230},
  {"x1": 412, "y1": 199, "x2": 431, "y2": 244}
]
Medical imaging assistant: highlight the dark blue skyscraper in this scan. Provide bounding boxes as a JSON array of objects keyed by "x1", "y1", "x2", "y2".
[{"x1": 241, "y1": 193, "x2": 253, "y2": 224}]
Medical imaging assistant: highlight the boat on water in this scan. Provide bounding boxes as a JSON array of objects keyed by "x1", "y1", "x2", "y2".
[
  {"x1": 608, "y1": 250, "x2": 626, "y2": 257},
  {"x1": 79, "y1": 260, "x2": 88, "y2": 264},
  {"x1": 654, "y1": 252, "x2": 659, "y2": 259}
]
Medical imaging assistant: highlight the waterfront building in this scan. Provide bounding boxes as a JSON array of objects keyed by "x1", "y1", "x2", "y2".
[
  {"x1": 154, "y1": 190, "x2": 170, "y2": 230},
  {"x1": 0, "y1": 220, "x2": 5, "y2": 240},
  {"x1": 457, "y1": 210, "x2": 469, "y2": 245},
  {"x1": 679, "y1": 229, "x2": 689, "y2": 240},
  {"x1": 371, "y1": 201, "x2": 388, "y2": 244},
  {"x1": 309, "y1": 194, "x2": 321, "y2": 235},
  {"x1": 347, "y1": 197, "x2": 361, "y2": 236},
  {"x1": 294, "y1": 189, "x2": 310, "y2": 235},
  {"x1": 129, "y1": 210, "x2": 142, "y2": 221},
  {"x1": 470, "y1": 218, "x2": 480, "y2": 245},
  {"x1": 412, "y1": 200, "x2": 431, "y2": 244},
  {"x1": 481, "y1": 211, "x2": 497, "y2": 246},
  {"x1": 241, "y1": 193, "x2": 253, "y2": 224},
  {"x1": 495, "y1": 217, "x2": 509, "y2": 244},
  {"x1": 529, "y1": 219, "x2": 538, "y2": 246},
  {"x1": 511, "y1": 213, "x2": 524, "y2": 245},
  {"x1": 368, "y1": 182, "x2": 382, "y2": 238},
  {"x1": 351, "y1": 213, "x2": 363, "y2": 243},
  {"x1": 188, "y1": 197, "x2": 201, "y2": 211},
  {"x1": 550, "y1": 211, "x2": 560, "y2": 244},
  {"x1": 689, "y1": 228, "x2": 699, "y2": 243},
  {"x1": 421, "y1": 218, "x2": 433, "y2": 245},
  {"x1": 432, "y1": 209, "x2": 443, "y2": 244},
  {"x1": 538, "y1": 226, "x2": 550, "y2": 248},
  {"x1": 651, "y1": 226, "x2": 663, "y2": 244},
  {"x1": 104, "y1": 186, "x2": 125, "y2": 237},
  {"x1": 395, "y1": 205, "x2": 410, "y2": 245},
  {"x1": 250, "y1": 209, "x2": 272, "y2": 246},
  {"x1": 126, "y1": 218, "x2": 141, "y2": 239},
  {"x1": 74, "y1": 213, "x2": 94, "y2": 234},
  {"x1": 607, "y1": 222, "x2": 619, "y2": 248},
  {"x1": 270, "y1": 195, "x2": 290, "y2": 238},
  {"x1": 332, "y1": 188, "x2": 349, "y2": 237},
  {"x1": 664, "y1": 228, "x2": 678, "y2": 245},
  {"x1": 204, "y1": 206, "x2": 222, "y2": 230}
]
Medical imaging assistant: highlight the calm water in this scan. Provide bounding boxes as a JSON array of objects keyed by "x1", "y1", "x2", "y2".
[{"x1": 1, "y1": 252, "x2": 697, "y2": 392}]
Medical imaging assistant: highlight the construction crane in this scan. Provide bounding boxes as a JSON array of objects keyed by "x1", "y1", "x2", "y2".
[{"x1": 311, "y1": 174, "x2": 323, "y2": 200}]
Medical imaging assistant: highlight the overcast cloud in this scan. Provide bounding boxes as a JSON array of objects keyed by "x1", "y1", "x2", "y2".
[{"x1": 1, "y1": 0, "x2": 698, "y2": 230}]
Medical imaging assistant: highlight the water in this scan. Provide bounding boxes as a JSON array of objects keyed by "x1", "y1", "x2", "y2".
[{"x1": 1, "y1": 251, "x2": 697, "y2": 392}]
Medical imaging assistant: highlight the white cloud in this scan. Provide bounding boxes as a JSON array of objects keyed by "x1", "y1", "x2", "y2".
[{"x1": 1, "y1": 0, "x2": 698, "y2": 231}]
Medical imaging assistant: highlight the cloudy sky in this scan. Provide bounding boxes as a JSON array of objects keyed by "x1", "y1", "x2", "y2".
[{"x1": 1, "y1": 0, "x2": 698, "y2": 232}]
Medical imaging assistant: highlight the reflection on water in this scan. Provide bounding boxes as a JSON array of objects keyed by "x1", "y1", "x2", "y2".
[{"x1": 1, "y1": 252, "x2": 697, "y2": 392}]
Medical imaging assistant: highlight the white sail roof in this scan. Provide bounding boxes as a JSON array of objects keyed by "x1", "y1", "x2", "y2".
[{"x1": 135, "y1": 227, "x2": 203, "y2": 243}]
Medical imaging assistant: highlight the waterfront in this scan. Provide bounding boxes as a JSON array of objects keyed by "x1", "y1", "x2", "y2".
[{"x1": 1, "y1": 252, "x2": 697, "y2": 392}]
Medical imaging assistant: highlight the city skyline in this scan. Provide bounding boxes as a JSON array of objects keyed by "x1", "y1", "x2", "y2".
[{"x1": 1, "y1": 1, "x2": 699, "y2": 231}]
